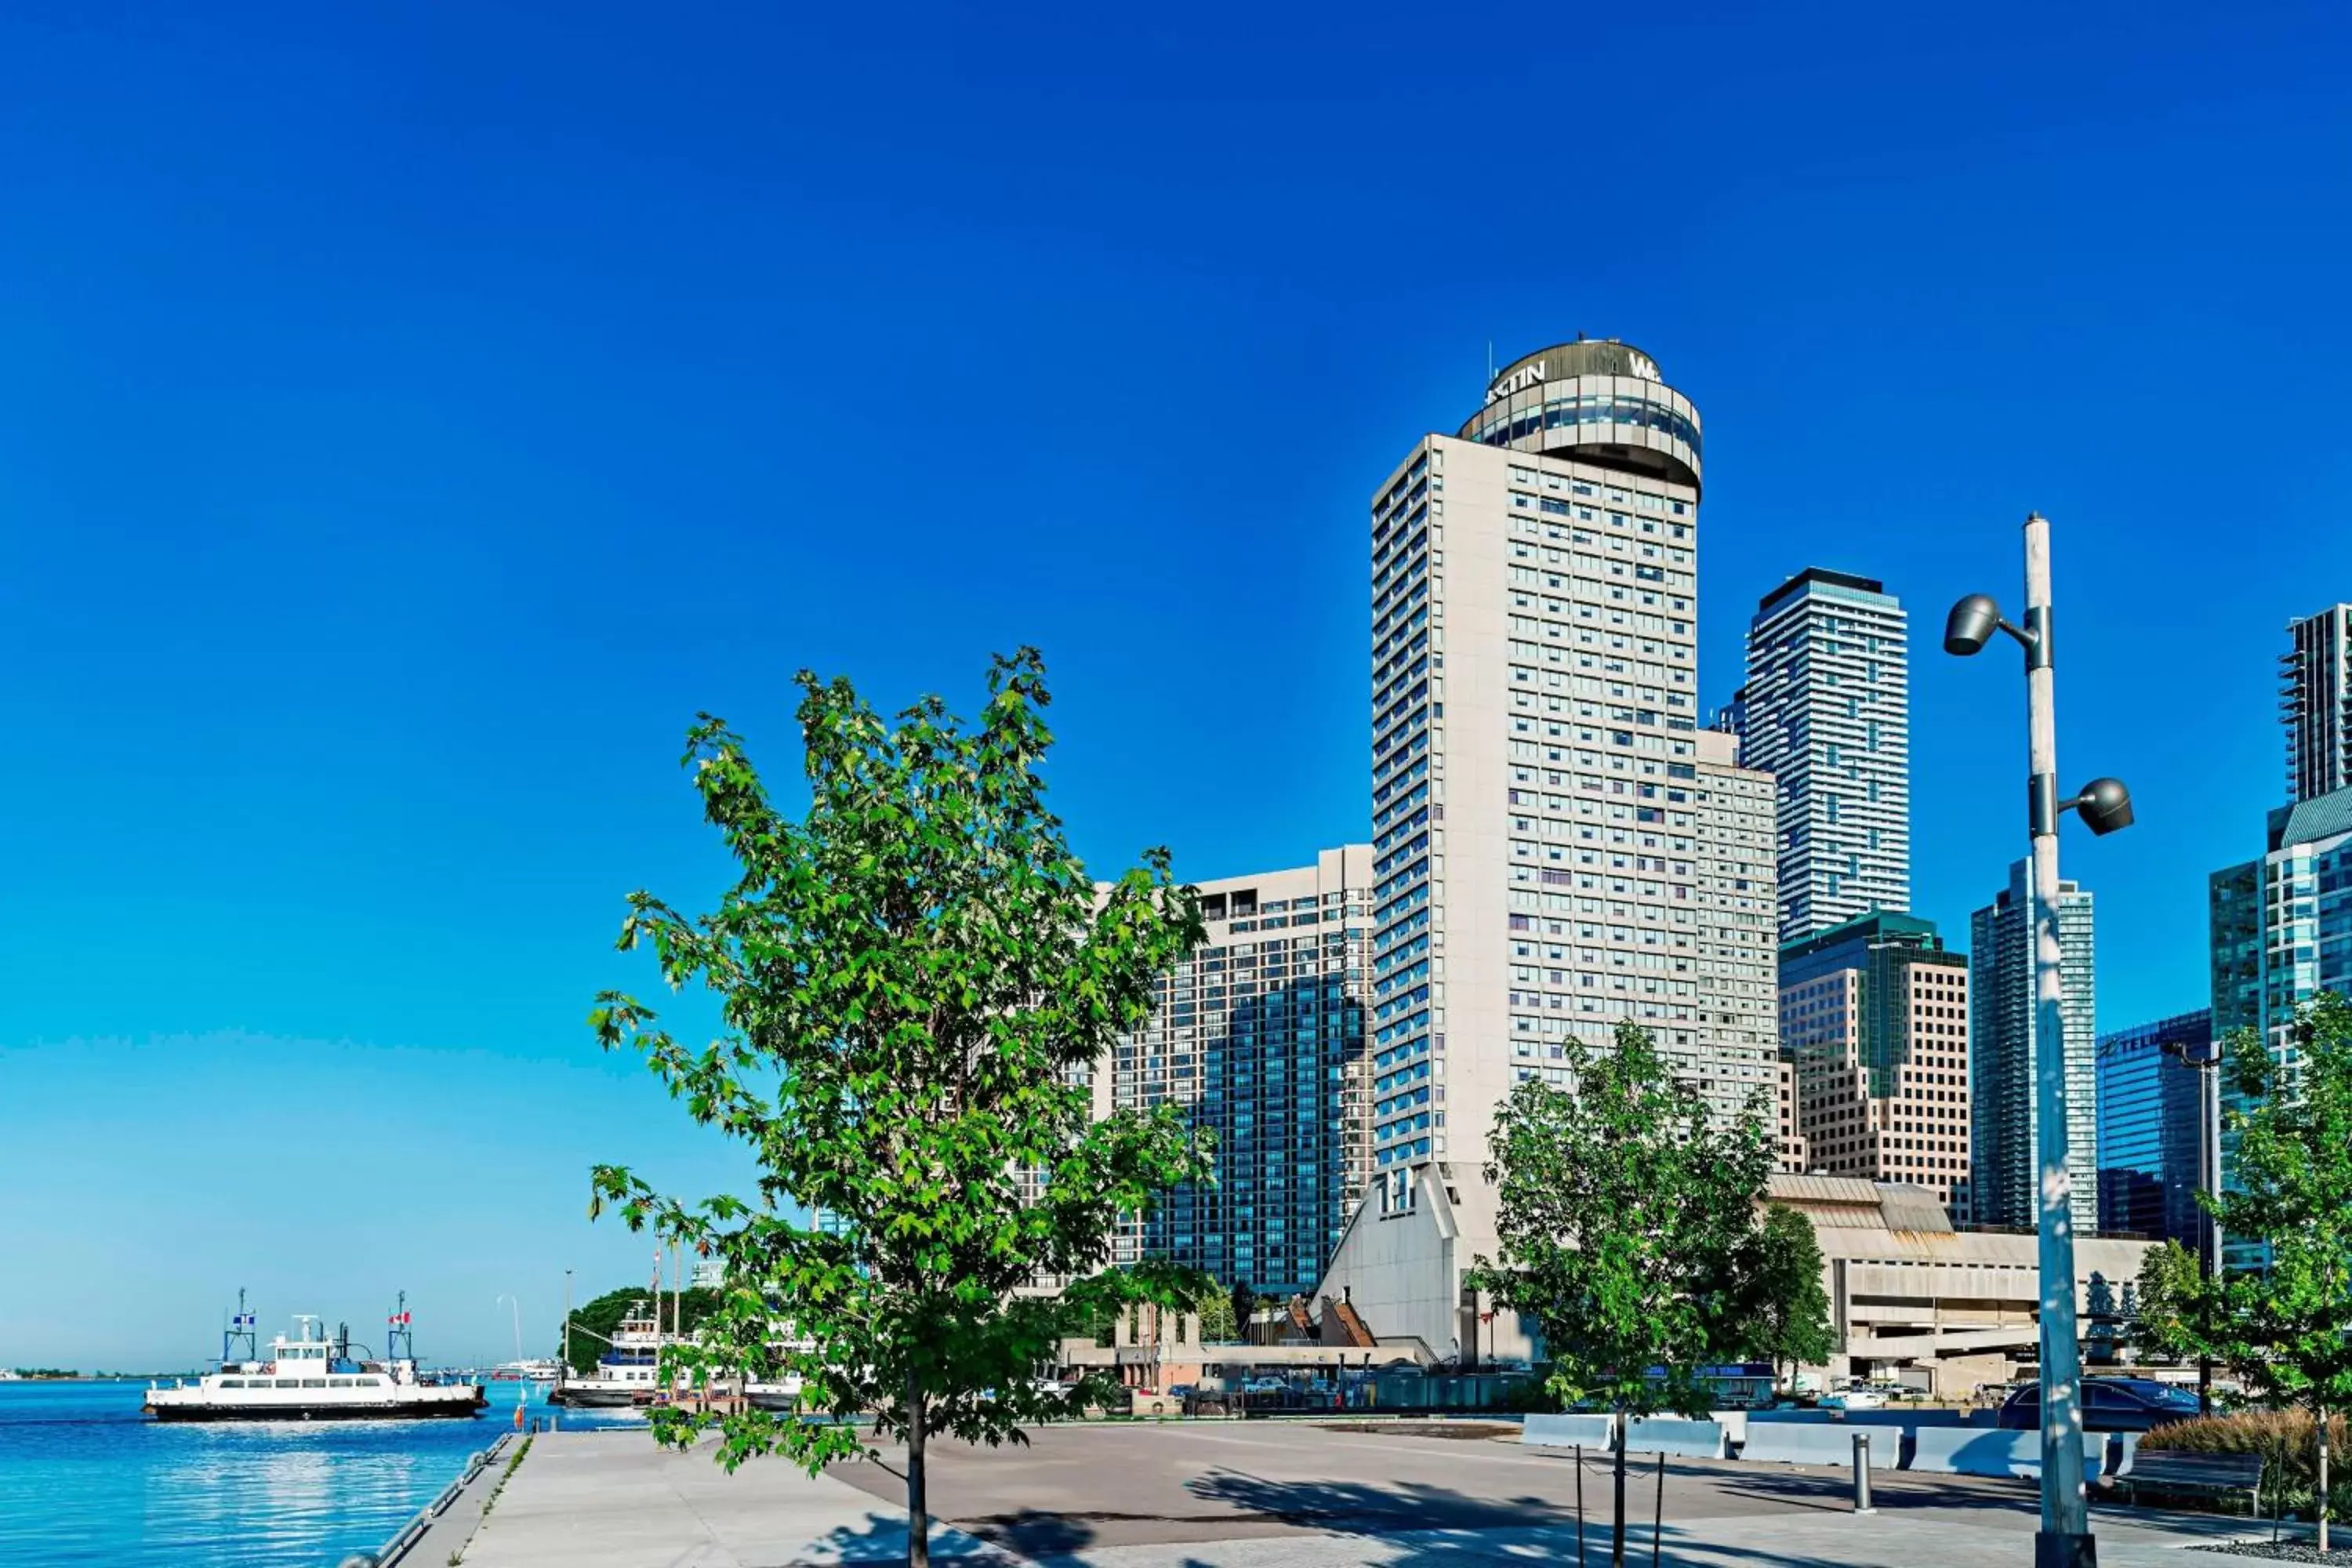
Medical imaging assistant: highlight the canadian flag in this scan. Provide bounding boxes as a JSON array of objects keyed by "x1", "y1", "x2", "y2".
[{"x1": 390, "y1": 1312, "x2": 412, "y2": 1326}]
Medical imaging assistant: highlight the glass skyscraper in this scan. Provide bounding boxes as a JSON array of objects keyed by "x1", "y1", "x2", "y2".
[
  {"x1": 2093, "y1": 1010, "x2": 2211, "y2": 1245},
  {"x1": 2208, "y1": 786, "x2": 2352, "y2": 1269}
]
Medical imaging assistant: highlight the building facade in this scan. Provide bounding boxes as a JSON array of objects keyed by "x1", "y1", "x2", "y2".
[
  {"x1": 1970, "y1": 858, "x2": 2099, "y2": 1234},
  {"x1": 1109, "y1": 847, "x2": 1373, "y2": 1299},
  {"x1": 2282, "y1": 604, "x2": 2352, "y2": 804},
  {"x1": 1733, "y1": 569, "x2": 1912, "y2": 944},
  {"x1": 1367, "y1": 337, "x2": 1774, "y2": 1196},
  {"x1": 2208, "y1": 785, "x2": 2352, "y2": 1269},
  {"x1": 2094, "y1": 1009, "x2": 2212, "y2": 1246},
  {"x1": 1777, "y1": 912, "x2": 1973, "y2": 1221}
]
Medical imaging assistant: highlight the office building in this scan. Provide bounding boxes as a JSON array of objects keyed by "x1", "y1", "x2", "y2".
[
  {"x1": 1777, "y1": 911, "x2": 1973, "y2": 1221},
  {"x1": 1107, "y1": 847, "x2": 1372, "y2": 1299},
  {"x1": 2209, "y1": 785, "x2": 2352, "y2": 1267},
  {"x1": 1734, "y1": 569, "x2": 1912, "y2": 944},
  {"x1": 1331, "y1": 337, "x2": 1777, "y2": 1360},
  {"x1": 1970, "y1": 858, "x2": 2099, "y2": 1234},
  {"x1": 2094, "y1": 1009, "x2": 2212, "y2": 1246},
  {"x1": 2281, "y1": 605, "x2": 2352, "y2": 803}
]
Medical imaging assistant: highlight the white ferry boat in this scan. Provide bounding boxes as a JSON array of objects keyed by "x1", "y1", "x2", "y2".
[
  {"x1": 550, "y1": 1298, "x2": 670, "y2": 1407},
  {"x1": 145, "y1": 1293, "x2": 486, "y2": 1423},
  {"x1": 492, "y1": 1358, "x2": 563, "y2": 1383}
]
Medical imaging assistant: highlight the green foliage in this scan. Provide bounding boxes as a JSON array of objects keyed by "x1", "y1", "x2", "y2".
[
  {"x1": 1229, "y1": 1281, "x2": 1258, "y2": 1344},
  {"x1": 2131, "y1": 1239, "x2": 2205, "y2": 1363},
  {"x1": 1468, "y1": 1020, "x2": 1777, "y2": 1421},
  {"x1": 586, "y1": 650, "x2": 1208, "y2": 1557},
  {"x1": 2140, "y1": 995, "x2": 2352, "y2": 1543},
  {"x1": 1740, "y1": 1205, "x2": 1835, "y2": 1376},
  {"x1": 561, "y1": 1286, "x2": 723, "y2": 1377},
  {"x1": 1192, "y1": 1281, "x2": 1237, "y2": 1343}
]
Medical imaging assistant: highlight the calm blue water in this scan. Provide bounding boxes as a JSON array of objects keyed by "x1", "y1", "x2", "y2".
[{"x1": 0, "y1": 1378, "x2": 641, "y2": 1566}]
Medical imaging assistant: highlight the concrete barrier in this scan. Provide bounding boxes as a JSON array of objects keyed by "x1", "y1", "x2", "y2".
[
  {"x1": 1740, "y1": 1422, "x2": 1873, "y2": 1468},
  {"x1": 1521, "y1": 1413, "x2": 1616, "y2": 1450},
  {"x1": 1907, "y1": 1427, "x2": 2106, "y2": 1478},
  {"x1": 1624, "y1": 1417, "x2": 1727, "y2": 1459},
  {"x1": 1836, "y1": 1407, "x2": 1967, "y2": 1427}
]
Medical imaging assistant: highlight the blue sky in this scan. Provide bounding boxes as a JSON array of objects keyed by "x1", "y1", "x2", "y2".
[{"x1": 5, "y1": 1, "x2": 2349, "y2": 1367}]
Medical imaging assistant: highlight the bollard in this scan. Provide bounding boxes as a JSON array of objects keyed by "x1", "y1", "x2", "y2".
[
  {"x1": 1574, "y1": 1444, "x2": 1585, "y2": 1565},
  {"x1": 1852, "y1": 1430, "x2": 1875, "y2": 1515}
]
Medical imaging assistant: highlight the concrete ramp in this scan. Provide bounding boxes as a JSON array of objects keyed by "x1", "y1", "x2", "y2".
[
  {"x1": 1740, "y1": 1423, "x2": 1873, "y2": 1468},
  {"x1": 1520, "y1": 1413, "x2": 1616, "y2": 1450},
  {"x1": 1624, "y1": 1417, "x2": 1726, "y2": 1459}
]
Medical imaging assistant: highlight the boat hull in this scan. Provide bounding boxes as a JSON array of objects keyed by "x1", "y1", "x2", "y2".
[
  {"x1": 547, "y1": 1386, "x2": 646, "y2": 1408},
  {"x1": 146, "y1": 1396, "x2": 486, "y2": 1422}
]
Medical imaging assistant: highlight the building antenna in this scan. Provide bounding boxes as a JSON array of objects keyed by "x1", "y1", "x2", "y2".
[{"x1": 1486, "y1": 338, "x2": 1494, "y2": 387}]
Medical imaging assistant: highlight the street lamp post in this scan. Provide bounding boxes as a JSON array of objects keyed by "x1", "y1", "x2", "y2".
[
  {"x1": 2157, "y1": 1038, "x2": 2224, "y2": 1415},
  {"x1": 1946, "y1": 512, "x2": 2136, "y2": 1568}
]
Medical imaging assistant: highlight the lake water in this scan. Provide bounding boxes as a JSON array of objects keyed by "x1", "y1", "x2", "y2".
[{"x1": 0, "y1": 1377, "x2": 641, "y2": 1566}]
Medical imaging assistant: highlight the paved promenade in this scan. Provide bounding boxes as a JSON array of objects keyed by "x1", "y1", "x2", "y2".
[{"x1": 456, "y1": 1421, "x2": 2288, "y2": 1566}]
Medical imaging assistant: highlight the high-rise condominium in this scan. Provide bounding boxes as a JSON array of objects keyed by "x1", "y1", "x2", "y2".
[
  {"x1": 2209, "y1": 785, "x2": 2352, "y2": 1268},
  {"x1": 1970, "y1": 859, "x2": 2098, "y2": 1233},
  {"x1": 1106, "y1": 848, "x2": 1371, "y2": 1298},
  {"x1": 1734, "y1": 568, "x2": 1911, "y2": 944},
  {"x1": 1777, "y1": 911, "x2": 1972, "y2": 1221},
  {"x1": 2281, "y1": 604, "x2": 2352, "y2": 803},
  {"x1": 1366, "y1": 338, "x2": 1775, "y2": 1207}
]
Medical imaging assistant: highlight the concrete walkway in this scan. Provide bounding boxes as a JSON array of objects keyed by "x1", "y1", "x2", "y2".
[
  {"x1": 451, "y1": 1423, "x2": 2291, "y2": 1568},
  {"x1": 456, "y1": 1430, "x2": 1007, "y2": 1567}
]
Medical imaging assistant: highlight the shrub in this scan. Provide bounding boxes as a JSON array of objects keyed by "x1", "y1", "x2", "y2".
[{"x1": 2143, "y1": 1410, "x2": 2352, "y2": 1519}]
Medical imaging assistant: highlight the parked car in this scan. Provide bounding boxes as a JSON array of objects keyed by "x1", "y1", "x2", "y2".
[
  {"x1": 1820, "y1": 1388, "x2": 1886, "y2": 1410},
  {"x1": 1243, "y1": 1377, "x2": 1287, "y2": 1395},
  {"x1": 1995, "y1": 1377, "x2": 2201, "y2": 1433}
]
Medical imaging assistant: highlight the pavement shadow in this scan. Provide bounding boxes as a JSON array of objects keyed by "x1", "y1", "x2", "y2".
[
  {"x1": 1708, "y1": 1461, "x2": 2032, "y2": 1516},
  {"x1": 959, "y1": 1508, "x2": 1098, "y2": 1561},
  {"x1": 778, "y1": 1509, "x2": 1035, "y2": 1568},
  {"x1": 1173, "y1": 1461, "x2": 1864, "y2": 1568}
]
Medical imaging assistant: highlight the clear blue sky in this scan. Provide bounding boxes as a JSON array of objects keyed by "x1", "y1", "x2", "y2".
[{"x1": 5, "y1": 1, "x2": 2348, "y2": 1367}]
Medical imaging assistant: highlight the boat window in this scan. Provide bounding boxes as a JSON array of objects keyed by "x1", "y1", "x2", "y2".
[
  {"x1": 218, "y1": 1378, "x2": 245, "y2": 1388},
  {"x1": 276, "y1": 1378, "x2": 300, "y2": 1388},
  {"x1": 359, "y1": 1376, "x2": 386, "y2": 1388},
  {"x1": 329, "y1": 1378, "x2": 353, "y2": 1388},
  {"x1": 302, "y1": 1378, "x2": 327, "y2": 1388}
]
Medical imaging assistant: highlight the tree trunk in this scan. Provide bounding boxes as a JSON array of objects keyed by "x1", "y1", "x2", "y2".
[
  {"x1": 906, "y1": 1371, "x2": 929, "y2": 1568},
  {"x1": 1612, "y1": 1408, "x2": 1628, "y2": 1567},
  {"x1": 2318, "y1": 1403, "x2": 2331, "y2": 1557}
]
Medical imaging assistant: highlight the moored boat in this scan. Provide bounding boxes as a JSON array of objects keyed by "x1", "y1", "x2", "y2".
[{"x1": 550, "y1": 1298, "x2": 669, "y2": 1407}]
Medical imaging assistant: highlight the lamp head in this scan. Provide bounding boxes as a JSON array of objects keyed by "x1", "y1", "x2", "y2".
[
  {"x1": 2076, "y1": 777, "x2": 2135, "y2": 836},
  {"x1": 1944, "y1": 593, "x2": 2003, "y2": 656}
]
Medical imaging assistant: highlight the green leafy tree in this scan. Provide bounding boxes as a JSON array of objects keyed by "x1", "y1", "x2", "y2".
[
  {"x1": 1468, "y1": 1020, "x2": 1776, "y2": 1567},
  {"x1": 1192, "y1": 1279, "x2": 1237, "y2": 1343},
  {"x1": 2138, "y1": 996, "x2": 2352, "y2": 1551},
  {"x1": 1230, "y1": 1281, "x2": 1258, "y2": 1345},
  {"x1": 1740, "y1": 1204, "x2": 1835, "y2": 1384},
  {"x1": 2214, "y1": 995, "x2": 2352, "y2": 1551},
  {"x1": 587, "y1": 651, "x2": 1209, "y2": 1568},
  {"x1": 2130, "y1": 1237, "x2": 2206, "y2": 1364}
]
